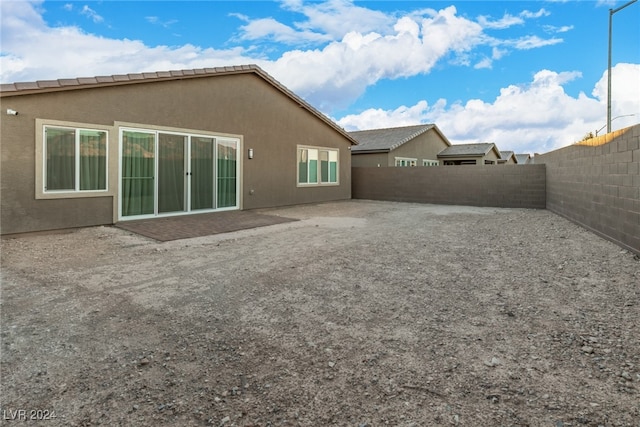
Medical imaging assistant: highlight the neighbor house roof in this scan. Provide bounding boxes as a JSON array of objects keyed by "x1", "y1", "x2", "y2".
[
  {"x1": 515, "y1": 154, "x2": 532, "y2": 164},
  {"x1": 499, "y1": 151, "x2": 515, "y2": 162},
  {"x1": 0, "y1": 64, "x2": 358, "y2": 146},
  {"x1": 437, "y1": 143, "x2": 499, "y2": 158},
  {"x1": 349, "y1": 124, "x2": 450, "y2": 153}
]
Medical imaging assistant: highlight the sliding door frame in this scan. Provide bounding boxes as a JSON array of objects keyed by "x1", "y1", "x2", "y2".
[{"x1": 117, "y1": 124, "x2": 241, "y2": 221}]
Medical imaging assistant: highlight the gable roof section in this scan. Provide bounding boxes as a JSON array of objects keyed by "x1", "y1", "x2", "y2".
[
  {"x1": 499, "y1": 151, "x2": 515, "y2": 161},
  {"x1": 515, "y1": 154, "x2": 531, "y2": 164},
  {"x1": 0, "y1": 64, "x2": 357, "y2": 146},
  {"x1": 349, "y1": 124, "x2": 450, "y2": 153},
  {"x1": 438, "y1": 143, "x2": 498, "y2": 158}
]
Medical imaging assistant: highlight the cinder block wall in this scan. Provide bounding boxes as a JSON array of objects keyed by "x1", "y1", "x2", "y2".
[
  {"x1": 352, "y1": 165, "x2": 546, "y2": 209},
  {"x1": 535, "y1": 124, "x2": 640, "y2": 253}
]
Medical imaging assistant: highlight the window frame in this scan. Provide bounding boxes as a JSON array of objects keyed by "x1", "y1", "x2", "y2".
[
  {"x1": 394, "y1": 157, "x2": 417, "y2": 167},
  {"x1": 422, "y1": 159, "x2": 439, "y2": 166},
  {"x1": 36, "y1": 119, "x2": 113, "y2": 200},
  {"x1": 297, "y1": 145, "x2": 339, "y2": 186},
  {"x1": 118, "y1": 124, "x2": 242, "y2": 220}
]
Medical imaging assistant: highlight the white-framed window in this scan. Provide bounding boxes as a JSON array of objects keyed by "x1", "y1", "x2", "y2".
[
  {"x1": 422, "y1": 159, "x2": 439, "y2": 166},
  {"x1": 395, "y1": 157, "x2": 417, "y2": 167},
  {"x1": 43, "y1": 125, "x2": 108, "y2": 193},
  {"x1": 298, "y1": 146, "x2": 338, "y2": 185}
]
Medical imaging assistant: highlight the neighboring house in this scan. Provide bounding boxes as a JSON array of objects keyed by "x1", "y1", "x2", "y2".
[
  {"x1": 349, "y1": 124, "x2": 451, "y2": 167},
  {"x1": 0, "y1": 64, "x2": 357, "y2": 235},
  {"x1": 498, "y1": 151, "x2": 517, "y2": 164},
  {"x1": 437, "y1": 143, "x2": 502, "y2": 165},
  {"x1": 515, "y1": 153, "x2": 532, "y2": 164}
]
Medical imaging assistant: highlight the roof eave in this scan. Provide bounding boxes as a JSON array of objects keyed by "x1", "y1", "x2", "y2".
[
  {"x1": 437, "y1": 154, "x2": 483, "y2": 158},
  {"x1": 1, "y1": 64, "x2": 358, "y2": 146},
  {"x1": 0, "y1": 66, "x2": 254, "y2": 97},
  {"x1": 351, "y1": 149, "x2": 391, "y2": 154}
]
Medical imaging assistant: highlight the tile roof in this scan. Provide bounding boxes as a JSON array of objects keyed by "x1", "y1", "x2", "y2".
[
  {"x1": 515, "y1": 154, "x2": 532, "y2": 164},
  {"x1": 0, "y1": 64, "x2": 357, "y2": 145},
  {"x1": 499, "y1": 150, "x2": 515, "y2": 160},
  {"x1": 437, "y1": 143, "x2": 496, "y2": 157},
  {"x1": 349, "y1": 124, "x2": 442, "y2": 152},
  {"x1": 0, "y1": 66, "x2": 254, "y2": 94}
]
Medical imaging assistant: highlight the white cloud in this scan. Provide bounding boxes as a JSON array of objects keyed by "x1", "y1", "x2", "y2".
[
  {"x1": 507, "y1": 35, "x2": 563, "y2": 50},
  {"x1": 337, "y1": 100, "x2": 431, "y2": 130},
  {"x1": 478, "y1": 13, "x2": 524, "y2": 30},
  {"x1": 261, "y1": 6, "x2": 485, "y2": 111},
  {"x1": 145, "y1": 16, "x2": 178, "y2": 28},
  {"x1": 337, "y1": 64, "x2": 640, "y2": 154},
  {"x1": 592, "y1": 62, "x2": 640, "y2": 129},
  {"x1": 492, "y1": 47, "x2": 507, "y2": 60},
  {"x1": 234, "y1": 0, "x2": 393, "y2": 45},
  {"x1": 474, "y1": 57, "x2": 493, "y2": 69},
  {"x1": 544, "y1": 24, "x2": 574, "y2": 34},
  {"x1": 520, "y1": 9, "x2": 551, "y2": 19},
  {"x1": 80, "y1": 5, "x2": 103, "y2": 23},
  {"x1": 477, "y1": 8, "x2": 549, "y2": 30},
  {"x1": 282, "y1": 0, "x2": 394, "y2": 40},
  {"x1": 2, "y1": 1, "x2": 635, "y2": 155},
  {"x1": 0, "y1": 1, "x2": 254, "y2": 82},
  {"x1": 0, "y1": 0, "x2": 562, "y2": 112},
  {"x1": 237, "y1": 17, "x2": 330, "y2": 45}
]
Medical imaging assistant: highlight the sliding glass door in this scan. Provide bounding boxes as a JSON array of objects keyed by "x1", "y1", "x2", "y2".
[
  {"x1": 190, "y1": 137, "x2": 215, "y2": 211},
  {"x1": 121, "y1": 131, "x2": 155, "y2": 216},
  {"x1": 158, "y1": 133, "x2": 186, "y2": 214},
  {"x1": 120, "y1": 129, "x2": 239, "y2": 219},
  {"x1": 217, "y1": 139, "x2": 238, "y2": 209}
]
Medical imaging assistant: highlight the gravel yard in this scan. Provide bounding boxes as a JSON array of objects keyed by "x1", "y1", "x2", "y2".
[{"x1": 1, "y1": 200, "x2": 639, "y2": 426}]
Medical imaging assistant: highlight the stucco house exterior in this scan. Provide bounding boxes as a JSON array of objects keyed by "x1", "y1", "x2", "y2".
[
  {"x1": 437, "y1": 143, "x2": 502, "y2": 165},
  {"x1": 498, "y1": 151, "x2": 517, "y2": 164},
  {"x1": 349, "y1": 124, "x2": 451, "y2": 167},
  {"x1": 0, "y1": 65, "x2": 357, "y2": 235},
  {"x1": 515, "y1": 153, "x2": 532, "y2": 164}
]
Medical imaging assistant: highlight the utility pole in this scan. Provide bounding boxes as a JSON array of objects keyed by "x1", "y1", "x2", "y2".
[{"x1": 607, "y1": 0, "x2": 638, "y2": 134}]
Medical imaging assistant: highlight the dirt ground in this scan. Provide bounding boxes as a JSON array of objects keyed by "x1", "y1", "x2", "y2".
[{"x1": 1, "y1": 200, "x2": 639, "y2": 427}]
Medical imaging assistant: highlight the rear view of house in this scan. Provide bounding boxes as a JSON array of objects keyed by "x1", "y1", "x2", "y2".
[
  {"x1": 437, "y1": 143, "x2": 502, "y2": 165},
  {"x1": 349, "y1": 124, "x2": 451, "y2": 167},
  {"x1": 498, "y1": 151, "x2": 517, "y2": 164},
  {"x1": 515, "y1": 153, "x2": 532, "y2": 164},
  {"x1": 0, "y1": 65, "x2": 356, "y2": 235}
]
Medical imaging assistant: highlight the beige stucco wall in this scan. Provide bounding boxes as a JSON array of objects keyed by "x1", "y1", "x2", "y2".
[
  {"x1": 387, "y1": 130, "x2": 448, "y2": 166},
  {"x1": 484, "y1": 149, "x2": 501, "y2": 164},
  {"x1": 351, "y1": 152, "x2": 387, "y2": 167},
  {"x1": 441, "y1": 148, "x2": 502, "y2": 165},
  {"x1": 0, "y1": 73, "x2": 352, "y2": 234},
  {"x1": 498, "y1": 157, "x2": 516, "y2": 165}
]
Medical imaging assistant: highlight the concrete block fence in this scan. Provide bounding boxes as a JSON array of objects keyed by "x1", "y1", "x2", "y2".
[
  {"x1": 535, "y1": 124, "x2": 639, "y2": 254},
  {"x1": 352, "y1": 124, "x2": 639, "y2": 254},
  {"x1": 352, "y1": 164, "x2": 546, "y2": 209}
]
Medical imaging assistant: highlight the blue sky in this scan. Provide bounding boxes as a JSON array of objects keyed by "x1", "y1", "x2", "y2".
[{"x1": 1, "y1": 0, "x2": 639, "y2": 154}]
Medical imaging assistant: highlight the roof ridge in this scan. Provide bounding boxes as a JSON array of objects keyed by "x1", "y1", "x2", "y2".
[
  {"x1": 349, "y1": 123, "x2": 434, "y2": 134},
  {"x1": 390, "y1": 124, "x2": 435, "y2": 150}
]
